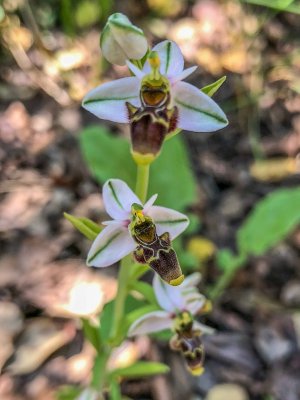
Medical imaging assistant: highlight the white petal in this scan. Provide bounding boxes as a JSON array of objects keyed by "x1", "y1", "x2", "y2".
[
  {"x1": 128, "y1": 310, "x2": 172, "y2": 336},
  {"x1": 193, "y1": 320, "x2": 215, "y2": 335},
  {"x1": 143, "y1": 40, "x2": 184, "y2": 78},
  {"x1": 82, "y1": 77, "x2": 141, "y2": 123},
  {"x1": 87, "y1": 223, "x2": 135, "y2": 267},
  {"x1": 143, "y1": 194, "x2": 158, "y2": 212},
  {"x1": 146, "y1": 206, "x2": 189, "y2": 240},
  {"x1": 103, "y1": 179, "x2": 142, "y2": 220},
  {"x1": 153, "y1": 274, "x2": 185, "y2": 312},
  {"x1": 173, "y1": 81, "x2": 228, "y2": 132},
  {"x1": 170, "y1": 66, "x2": 197, "y2": 84},
  {"x1": 100, "y1": 24, "x2": 128, "y2": 65},
  {"x1": 126, "y1": 60, "x2": 146, "y2": 79},
  {"x1": 180, "y1": 272, "x2": 202, "y2": 288}
]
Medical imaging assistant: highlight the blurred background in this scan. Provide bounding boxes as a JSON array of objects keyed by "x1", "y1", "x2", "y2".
[{"x1": 0, "y1": 0, "x2": 300, "y2": 399}]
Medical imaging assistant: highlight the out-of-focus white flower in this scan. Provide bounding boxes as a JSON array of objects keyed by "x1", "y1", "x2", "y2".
[{"x1": 100, "y1": 13, "x2": 148, "y2": 65}]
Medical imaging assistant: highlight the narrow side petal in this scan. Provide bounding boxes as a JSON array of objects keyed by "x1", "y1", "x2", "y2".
[
  {"x1": 143, "y1": 40, "x2": 184, "y2": 78},
  {"x1": 82, "y1": 77, "x2": 141, "y2": 123},
  {"x1": 126, "y1": 60, "x2": 145, "y2": 79},
  {"x1": 103, "y1": 179, "x2": 142, "y2": 220},
  {"x1": 143, "y1": 194, "x2": 158, "y2": 212},
  {"x1": 170, "y1": 66, "x2": 197, "y2": 84},
  {"x1": 173, "y1": 81, "x2": 228, "y2": 132},
  {"x1": 147, "y1": 206, "x2": 189, "y2": 240},
  {"x1": 128, "y1": 310, "x2": 172, "y2": 336},
  {"x1": 87, "y1": 223, "x2": 136, "y2": 267},
  {"x1": 153, "y1": 274, "x2": 185, "y2": 312}
]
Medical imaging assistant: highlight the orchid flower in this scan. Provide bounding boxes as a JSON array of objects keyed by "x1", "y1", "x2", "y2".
[
  {"x1": 87, "y1": 179, "x2": 189, "y2": 284},
  {"x1": 128, "y1": 273, "x2": 214, "y2": 375},
  {"x1": 82, "y1": 40, "x2": 228, "y2": 154}
]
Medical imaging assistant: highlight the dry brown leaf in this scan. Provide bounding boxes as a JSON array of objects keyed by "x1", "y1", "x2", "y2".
[
  {"x1": 7, "y1": 318, "x2": 75, "y2": 375},
  {"x1": 250, "y1": 158, "x2": 298, "y2": 182}
]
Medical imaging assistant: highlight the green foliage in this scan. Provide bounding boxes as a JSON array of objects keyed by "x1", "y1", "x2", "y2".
[
  {"x1": 109, "y1": 381, "x2": 122, "y2": 400},
  {"x1": 240, "y1": 0, "x2": 300, "y2": 14},
  {"x1": 80, "y1": 126, "x2": 136, "y2": 187},
  {"x1": 201, "y1": 76, "x2": 227, "y2": 97},
  {"x1": 56, "y1": 386, "x2": 81, "y2": 400},
  {"x1": 64, "y1": 212, "x2": 101, "y2": 240},
  {"x1": 216, "y1": 249, "x2": 246, "y2": 272},
  {"x1": 130, "y1": 281, "x2": 158, "y2": 305},
  {"x1": 98, "y1": 300, "x2": 115, "y2": 342},
  {"x1": 81, "y1": 318, "x2": 102, "y2": 351},
  {"x1": 109, "y1": 361, "x2": 169, "y2": 379},
  {"x1": 79, "y1": 125, "x2": 196, "y2": 211},
  {"x1": 75, "y1": 0, "x2": 101, "y2": 29},
  {"x1": 237, "y1": 187, "x2": 300, "y2": 256}
]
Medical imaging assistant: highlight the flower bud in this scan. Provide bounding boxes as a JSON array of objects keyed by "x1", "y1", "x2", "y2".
[{"x1": 100, "y1": 13, "x2": 148, "y2": 65}]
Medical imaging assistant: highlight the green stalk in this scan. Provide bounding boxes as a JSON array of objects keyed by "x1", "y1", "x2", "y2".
[
  {"x1": 91, "y1": 161, "x2": 150, "y2": 391},
  {"x1": 109, "y1": 254, "x2": 133, "y2": 340},
  {"x1": 135, "y1": 163, "x2": 150, "y2": 203}
]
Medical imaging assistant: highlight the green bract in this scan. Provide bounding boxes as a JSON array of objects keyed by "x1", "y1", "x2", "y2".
[{"x1": 100, "y1": 13, "x2": 148, "y2": 65}]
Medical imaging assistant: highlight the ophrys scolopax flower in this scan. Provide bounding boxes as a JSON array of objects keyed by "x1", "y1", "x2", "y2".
[
  {"x1": 87, "y1": 179, "x2": 189, "y2": 285},
  {"x1": 128, "y1": 273, "x2": 214, "y2": 375},
  {"x1": 83, "y1": 40, "x2": 228, "y2": 162}
]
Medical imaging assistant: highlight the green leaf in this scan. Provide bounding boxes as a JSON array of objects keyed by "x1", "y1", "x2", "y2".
[
  {"x1": 237, "y1": 187, "x2": 300, "y2": 256},
  {"x1": 201, "y1": 76, "x2": 227, "y2": 97},
  {"x1": 129, "y1": 263, "x2": 149, "y2": 280},
  {"x1": 56, "y1": 386, "x2": 81, "y2": 400},
  {"x1": 240, "y1": 0, "x2": 300, "y2": 14},
  {"x1": 130, "y1": 281, "x2": 158, "y2": 305},
  {"x1": 79, "y1": 126, "x2": 196, "y2": 211},
  {"x1": 99, "y1": 300, "x2": 115, "y2": 342},
  {"x1": 216, "y1": 248, "x2": 246, "y2": 272},
  {"x1": 109, "y1": 381, "x2": 122, "y2": 400},
  {"x1": 110, "y1": 361, "x2": 169, "y2": 379},
  {"x1": 64, "y1": 212, "x2": 101, "y2": 240},
  {"x1": 79, "y1": 126, "x2": 136, "y2": 188},
  {"x1": 81, "y1": 318, "x2": 101, "y2": 352}
]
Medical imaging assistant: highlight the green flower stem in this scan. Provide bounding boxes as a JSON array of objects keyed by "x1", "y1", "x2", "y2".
[
  {"x1": 92, "y1": 162, "x2": 150, "y2": 391},
  {"x1": 135, "y1": 163, "x2": 150, "y2": 203},
  {"x1": 109, "y1": 253, "x2": 133, "y2": 340}
]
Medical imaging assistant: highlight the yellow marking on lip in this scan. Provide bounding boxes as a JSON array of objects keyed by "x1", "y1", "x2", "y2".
[
  {"x1": 189, "y1": 366, "x2": 205, "y2": 376},
  {"x1": 169, "y1": 274, "x2": 185, "y2": 286}
]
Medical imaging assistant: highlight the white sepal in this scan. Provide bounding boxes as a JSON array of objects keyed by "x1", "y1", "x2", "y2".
[
  {"x1": 128, "y1": 310, "x2": 172, "y2": 336},
  {"x1": 173, "y1": 81, "x2": 228, "y2": 132},
  {"x1": 82, "y1": 77, "x2": 140, "y2": 123},
  {"x1": 103, "y1": 179, "x2": 141, "y2": 220},
  {"x1": 87, "y1": 223, "x2": 135, "y2": 268}
]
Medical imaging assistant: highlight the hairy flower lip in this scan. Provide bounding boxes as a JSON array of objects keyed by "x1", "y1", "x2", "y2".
[
  {"x1": 83, "y1": 40, "x2": 228, "y2": 133},
  {"x1": 86, "y1": 179, "x2": 189, "y2": 269}
]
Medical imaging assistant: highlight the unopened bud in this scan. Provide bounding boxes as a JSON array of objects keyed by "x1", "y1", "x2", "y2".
[{"x1": 100, "y1": 13, "x2": 148, "y2": 65}]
